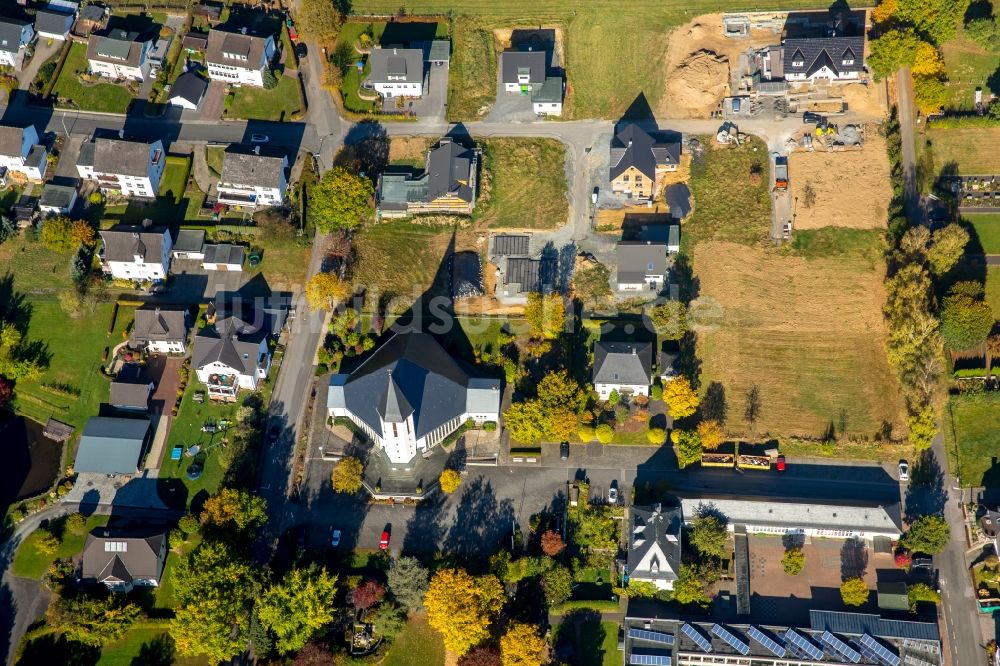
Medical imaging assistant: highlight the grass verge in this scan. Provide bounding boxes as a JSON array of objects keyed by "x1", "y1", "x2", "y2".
[
  {"x1": 944, "y1": 392, "x2": 1000, "y2": 488},
  {"x1": 383, "y1": 614, "x2": 444, "y2": 666}
]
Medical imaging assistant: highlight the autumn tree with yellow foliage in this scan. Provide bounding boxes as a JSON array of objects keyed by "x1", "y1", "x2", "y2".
[
  {"x1": 662, "y1": 377, "x2": 700, "y2": 419},
  {"x1": 306, "y1": 272, "x2": 351, "y2": 310},
  {"x1": 696, "y1": 419, "x2": 724, "y2": 451},
  {"x1": 425, "y1": 568, "x2": 505, "y2": 656},
  {"x1": 500, "y1": 622, "x2": 547, "y2": 666}
]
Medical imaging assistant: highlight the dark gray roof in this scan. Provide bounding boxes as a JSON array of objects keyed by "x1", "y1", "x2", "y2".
[
  {"x1": 35, "y1": 9, "x2": 75, "y2": 35},
  {"x1": 493, "y1": 234, "x2": 529, "y2": 256},
  {"x1": 0, "y1": 125, "x2": 28, "y2": 157},
  {"x1": 627, "y1": 504, "x2": 682, "y2": 584},
  {"x1": 83, "y1": 138, "x2": 159, "y2": 177},
  {"x1": 203, "y1": 243, "x2": 244, "y2": 267},
  {"x1": 593, "y1": 340, "x2": 652, "y2": 385},
  {"x1": 82, "y1": 528, "x2": 166, "y2": 584},
  {"x1": 368, "y1": 47, "x2": 423, "y2": 83},
  {"x1": 340, "y1": 331, "x2": 476, "y2": 440},
  {"x1": 610, "y1": 124, "x2": 681, "y2": 181},
  {"x1": 809, "y1": 610, "x2": 940, "y2": 642},
  {"x1": 428, "y1": 39, "x2": 450, "y2": 61},
  {"x1": 209, "y1": 294, "x2": 289, "y2": 336},
  {"x1": 132, "y1": 305, "x2": 187, "y2": 342},
  {"x1": 426, "y1": 139, "x2": 475, "y2": 202},
  {"x1": 80, "y1": 4, "x2": 106, "y2": 22},
  {"x1": 192, "y1": 324, "x2": 266, "y2": 377},
  {"x1": 531, "y1": 76, "x2": 563, "y2": 104},
  {"x1": 39, "y1": 182, "x2": 78, "y2": 210},
  {"x1": 617, "y1": 240, "x2": 666, "y2": 283},
  {"x1": 87, "y1": 29, "x2": 150, "y2": 67},
  {"x1": 172, "y1": 228, "x2": 205, "y2": 253},
  {"x1": 168, "y1": 71, "x2": 207, "y2": 105},
  {"x1": 109, "y1": 380, "x2": 151, "y2": 409},
  {"x1": 75, "y1": 416, "x2": 150, "y2": 474},
  {"x1": 220, "y1": 145, "x2": 286, "y2": 188},
  {"x1": 182, "y1": 31, "x2": 208, "y2": 50},
  {"x1": 25, "y1": 145, "x2": 47, "y2": 170},
  {"x1": 500, "y1": 50, "x2": 545, "y2": 84},
  {"x1": 782, "y1": 36, "x2": 865, "y2": 78},
  {"x1": 504, "y1": 256, "x2": 554, "y2": 294},
  {"x1": 0, "y1": 18, "x2": 29, "y2": 54},
  {"x1": 99, "y1": 226, "x2": 167, "y2": 263},
  {"x1": 206, "y1": 28, "x2": 272, "y2": 67}
]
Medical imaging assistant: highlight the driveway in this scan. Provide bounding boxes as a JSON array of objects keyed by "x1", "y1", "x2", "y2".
[
  {"x1": 17, "y1": 38, "x2": 64, "y2": 91},
  {"x1": 485, "y1": 74, "x2": 537, "y2": 123},
  {"x1": 199, "y1": 81, "x2": 226, "y2": 121}
]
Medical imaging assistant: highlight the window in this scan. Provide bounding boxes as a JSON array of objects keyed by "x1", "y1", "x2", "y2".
[
  {"x1": 392, "y1": 422, "x2": 398, "y2": 436},
  {"x1": 793, "y1": 60, "x2": 804, "y2": 67},
  {"x1": 842, "y1": 58, "x2": 854, "y2": 65},
  {"x1": 622, "y1": 175, "x2": 629, "y2": 182},
  {"x1": 646, "y1": 262, "x2": 655, "y2": 271}
]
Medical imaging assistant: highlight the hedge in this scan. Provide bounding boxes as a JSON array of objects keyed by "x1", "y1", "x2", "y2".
[
  {"x1": 549, "y1": 599, "x2": 621, "y2": 615},
  {"x1": 509, "y1": 447, "x2": 542, "y2": 455}
]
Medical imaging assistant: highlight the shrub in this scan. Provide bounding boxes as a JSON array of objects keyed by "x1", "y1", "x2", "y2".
[
  {"x1": 894, "y1": 552, "x2": 912, "y2": 569},
  {"x1": 782, "y1": 547, "x2": 805, "y2": 575},
  {"x1": 439, "y1": 469, "x2": 461, "y2": 494},
  {"x1": 627, "y1": 580, "x2": 658, "y2": 598},
  {"x1": 483, "y1": 421, "x2": 497, "y2": 432},
  {"x1": 646, "y1": 427, "x2": 665, "y2": 444},
  {"x1": 840, "y1": 577, "x2": 869, "y2": 606},
  {"x1": 178, "y1": 514, "x2": 199, "y2": 535},
  {"x1": 35, "y1": 529, "x2": 60, "y2": 556},
  {"x1": 596, "y1": 424, "x2": 614, "y2": 444},
  {"x1": 64, "y1": 513, "x2": 87, "y2": 535},
  {"x1": 578, "y1": 425, "x2": 595, "y2": 442}
]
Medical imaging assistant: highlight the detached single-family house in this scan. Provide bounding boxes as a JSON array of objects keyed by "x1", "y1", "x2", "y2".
[
  {"x1": 74, "y1": 416, "x2": 151, "y2": 475},
  {"x1": 109, "y1": 364, "x2": 153, "y2": 411},
  {"x1": 82, "y1": 527, "x2": 167, "y2": 592},
  {"x1": 0, "y1": 18, "x2": 34, "y2": 69},
  {"x1": 628, "y1": 504, "x2": 682, "y2": 591},
  {"x1": 166, "y1": 71, "x2": 208, "y2": 110},
  {"x1": 592, "y1": 340, "x2": 653, "y2": 399},
  {"x1": 201, "y1": 243, "x2": 244, "y2": 271},
  {"x1": 34, "y1": 9, "x2": 75, "y2": 41},
  {"x1": 327, "y1": 331, "x2": 501, "y2": 464},
  {"x1": 616, "y1": 240, "x2": 666, "y2": 292},
  {"x1": 368, "y1": 47, "x2": 425, "y2": 98},
  {"x1": 98, "y1": 225, "x2": 172, "y2": 281},
  {"x1": 376, "y1": 137, "x2": 478, "y2": 219},
  {"x1": 171, "y1": 228, "x2": 205, "y2": 260},
  {"x1": 610, "y1": 124, "x2": 681, "y2": 201},
  {"x1": 192, "y1": 315, "x2": 271, "y2": 398},
  {"x1": 38, "y1": 181, "x2": 79, "y2": 214},
  {"x1": 130, "y1": 305, "x2": 188, "y2": 354},
  {"x1": 87, "y1": 28, "x2": 154, "y2": 81},
  {"x1": 77, "y1": 137, "x2": 166, "y2": 198},
  {"x1": 0, "y1": 124, "x2": 48, "y2": 183},
  {"x1": 781, "y1": 36, "x2": 865, "y2": 83},
  {"x1": 499, "y1": 49, "x2": 563, "y2": 116},
  {"x1": 216, "y1": 145, "x2": 288, "y2": 209},
  {"x1": 205, "y1": 27, "x2": 275, "y2": 87}
]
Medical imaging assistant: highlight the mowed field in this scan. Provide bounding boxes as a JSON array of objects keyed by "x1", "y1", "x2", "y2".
[
  {"x1": 926, "y1": 127, "x2": 1000, "y2": 174},
  {"x1": 693, "y1": 241, "x2": 906, "y2": 439},
  {"x1": 352, "y1": 0, "x2": 831, "y2": 120}
]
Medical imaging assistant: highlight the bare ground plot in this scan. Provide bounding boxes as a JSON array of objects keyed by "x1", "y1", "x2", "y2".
[
  {"x1": 389, "y1": 137, "x2": 434, "y2": 165},
  {"x1": 789, "y1": 138, "x2": 891, "y2": 230},
  {"x1": 493, "y1": 26, "x2": 565, "y2": 66},
  {"x1": 693, "y1": 241, "x2": 906, "y2": 440},
  {"x1": 926, "y1": 127, "x2": 1000, "y2": 174}
]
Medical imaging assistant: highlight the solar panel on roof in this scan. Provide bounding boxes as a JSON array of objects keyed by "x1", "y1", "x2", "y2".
[
  {"x1": 784, "y1": 628, "x2": 824, "y2": 661},
  {"x1": 629, "y1": 654, "x2": 670, "y2": 666},
  {"x1": 711, "y1": 624, "x2": 749, "y2": 655},
  {"x1": 681, "y1": 624, "x2": 712, "y2": 653},
  {"x1": 748, "y1": 626, "x2": 786, "y2": 657},
  {"x1": 821, "y1": 631, "x2": 862, "y2": 663},
  {"x1": 860, "y1": 634, "x2": 901, "y2": 666},
  {"x1": 628, "y1": 628, "x2": 674, "y2": 646}
]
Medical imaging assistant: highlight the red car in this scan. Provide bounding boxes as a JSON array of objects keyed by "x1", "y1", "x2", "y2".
[
  {"x1": 776, "y1": 455, "x2": 786, "y2": 472},
  {"x1": 379, "y1": 530, "x2": 390, "y2": 550}
]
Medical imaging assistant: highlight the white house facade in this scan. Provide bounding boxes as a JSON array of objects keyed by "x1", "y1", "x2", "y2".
[
  {"x1": 592, "y1": 340, "x2": 653, "y2": 400},
  {"x1": 205, "y1": 28, "x2": 275, "y2": 87},
  {"x1": 0, "y1": 124, "x2": 48, "y2": 182},
  {"x1": 87, "y1": 29, "x2": 153, "y2": 81},
  {"x1": 77, "y1": 137, "x2": 165, "y2": 198},
  {"x1": 98, "y1": 226, "x2": 172, "y2": 281},
  {"x1": 216, "y1": 145, "x2": 288, "y2": 209},
  {"x1": 367, "y1": 47, "x2": 425, "y2": 98},
  {"x1": 0, "y1": 19, "x2": 34, "y2": 69}
]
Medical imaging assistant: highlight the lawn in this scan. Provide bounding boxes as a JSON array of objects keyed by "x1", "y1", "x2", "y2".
[
  {"x1": 962, "y1": 213, "x2": 1000, "y2": 255},
  {"x1": 945, "y1": 392, "x2": 1000, "y2": 488},
  {"x1": 226, "y1": 73, "x2": 303, "y2": 121},
  {"x1": 51, "y1": 42, "x2": 136, "y2": 113},
  {"x1": 12, "y1": 514, "x2": 109, "y2": 579},
  {"x1": 447, "y1": 17, "x2": 498, "y2": 121},
  {"x1": 926, "y1": 127, "x2": 1000, "y2": 174},
  {"x1": 789, "y1": 227, "x2": 886, "y2": 265},
  {"x1": 474, "y1": 138, "x2": 569, "y2": 229},
  {"x1": 205, "y1": 146, "x2": 225, "y2": 178},
  {"x1": 941, "y1": 27, "x2": 999, "y2": 111},
  {"x1": 0, "y1": 234, "x2": 77, "y2": 295},
  {"x1": 383, "y1": 614, "x2": 444, "y2": 666},
  {"x1": 159, "y1": 155, "x2": 192, "y2": 205},
  {"x1": 94, "y1": 620, "x2": 207, "y2": 665},
  {"x1": 555, "y1": 616, "x2": 619, "y2": 666},
  {"x1": 987, "y1": 267, "x2": 1000, "y2": 316}
]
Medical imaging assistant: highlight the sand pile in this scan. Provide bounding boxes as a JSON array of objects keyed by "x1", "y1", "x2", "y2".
[
  {"x1": 839, "y1": 83, "x2": 886, "y2": 118},
  {"x1": 666, "y1": 50, "x2": 730, "y2": 117}
]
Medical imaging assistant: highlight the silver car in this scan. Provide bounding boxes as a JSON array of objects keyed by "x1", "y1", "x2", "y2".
[{"x1": 608, "y1": 481, "x2": 619, "y2": 505}]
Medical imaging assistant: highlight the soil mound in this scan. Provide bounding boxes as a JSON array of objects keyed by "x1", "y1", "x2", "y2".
[{"x1": 666, "y1": 50, "x2": 729, "y2": 117}]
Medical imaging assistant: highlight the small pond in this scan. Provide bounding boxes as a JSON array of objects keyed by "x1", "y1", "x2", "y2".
[{"x1": 0, "y1": 410, "x2": 63, "y2": 511}]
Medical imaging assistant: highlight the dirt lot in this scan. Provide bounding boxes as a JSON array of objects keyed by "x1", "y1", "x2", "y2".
[
  {"x1": 388, "y1": 137, "x2": 434, "y2": 165},
  {"x1": 789, "y1": 133, "x2": 892, "y2": 230},
  {"x1": 693, "y1": 240, "x2": 906, "y2": 440},
  {"x1": 493, "y1": 27, "x2": 565, "y2": 67}
]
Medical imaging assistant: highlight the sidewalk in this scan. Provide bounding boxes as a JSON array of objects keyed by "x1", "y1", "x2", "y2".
[{"x1": 144, "y1": 413, "x2": 171, "y2": 471}]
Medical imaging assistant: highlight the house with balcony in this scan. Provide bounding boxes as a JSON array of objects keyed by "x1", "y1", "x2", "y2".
[
  {"x1": 82, "y1": 527, "x2": 168, "y2": 593},
  {"x1": 98, "y1": 225, "x2": 172, "y2": 282},
  {"x1": 376, "y1": 137, "x2": 478, "y2": 219},
  {"x1": 129, "y1": 305, "x2": 188, "y2": 354},
  {"x1": 0, "y1": 17, "x2": 35, "y2": 70},
  {"x1": 216, "y1": 144, "x2": 288, "y2": 210},
  {"x1": 205, "y1": 27, "x2": 275, "y2": 87},
  {"x1": 77, "y1": 137, "x2": 165, "y2": 198},
  {"x1": 86, "y1": 27, "x2": 154, "y2": 81},
  {"x1": 610, "y1": 124, "x2": 681, "y2": 201},
  {"x1": 0, "y1": 124, "x2": 48, "y2": 183}
]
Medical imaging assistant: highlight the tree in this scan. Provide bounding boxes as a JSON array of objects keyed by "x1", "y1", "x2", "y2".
[
  {"x1": 540, "y1": 530, "x2": 566, "y2": 556},
  {"x1": 672, "y1": 429, "x2": 703, "y2": 469},
  {"x1": 911, "y1": 42, "x2": 946, "y2": 77},
  {"x1": 672, "y1": 564, "x2": 714, "y2": 606},
  {"x1": 928, "y1": 224, "x2": 969, "y2": 275},
  {"x1": 986, "y1": 333, "x2": 1000, "y2": 380},
  {"x1": 352, "y1": 579, "x2": 385, "y2": 611},
  {"x1": 309, "y1": 167, "x2": 374, "y2": 232},
  {"x1": 41, "y1": 217, "x2": 94, "y2": 251},
  {"x1": 646, "y1": 426, "x2": 665, "y2": 444},
  {"x1": 901, "y1": 515, "x2": 950, "y2": 554},
  {"x1": 34, "y1": 528, "x2": 59, "y2": 555},
  {"x1": 0, "y1": 375, "x2": 10, "y2": 409},
  {"x1": 907, "y1": 408, "x2": 937, "y2": 450},
  {"x1": 500, "y1": 622, "x2": 546, "y2": 666},
  {"x1": 332, "y1": 456, "x2": 363, "y2": 494},
  {"x1": 293, "y1": 642, "x2": 335, "y2": 666},
  {"x1": 178, "y1": 514, "x2": 200, "y2": 535},
  {"x1": 370, "y1": 602, "x2": 406, "y2": 638},
  {"x1": 537, "y1": 370, "x2": 586, "y2": 413},
  {"x1": 940, "y1": 292, "x2": 994, "y2": 350},
  {"x1": 424, "y1": 569, "x2": 504, "y2": 656},
  {"x1": 873, "y1": 0, "x2": 898, "y2": 23},
  {"x1": 907, "y1": 582, "x2": 941, "y2": 608},
  {"x1": 257, "y1": 565, "x2": 338, "y2": 654},
  {"x1": 607, "y1": 389, "x2": 620, "y2": 407},
  {"x1": 504, "y1": 399, "x2": 547, "y2": 443},
  {"x1": 65, "y1": 512, "x2": 87, "y2": 535},
  {"x1": 627, "y1": 580, "x2": 659, "y2": 598},
  {"x1": 541, "y1": 565, "x2": 572, "y2": 606},
  {"x1": 914, "y1": 73, "x2": 948, "y2": 115},
  {"x1": 297, "y1": 0, "x2": 342, "y2": 42},
  {"x1": 305, "y1": 273, "x2": 351, "y2": 310},
  {"x1": 662, "y1": 377, "x2": 699, "y2": 419},
  {"x1": 387, "y1": 556, "x2": 429, "y2": 612},
  {"x1": 200, "y1": 488, "x2": 267, "y2": 534},
  {"x1": 0, "y1": 322, "x2": 44, "y2": 381},
  {"x1": 261, "y1": 67, "x2": 278, "y2": 89},
  {"x1": 439, "y1": 469, "x2": 462, "y2": 494},
  {"x1": 460, "y1": 645, "x2": 502, "y2": 666},
  {"x1": 744, "y1": 384, "x2": 761, "y2": 438},
  {"x1": 689, "y1": 513, "x2": 728, "y2": 560},
  {"x1": 647, "y1": 301, "x2": 688, "y2": 340},
  {"x1": 524, "y1": 292, "x2": 565, "y2": 339},
  {"x1": 840, "y1": 577, "x2": 870, "y2": 606},
  {"x1": 51, "y1": 594, "x2": 141, "y2": 647},
  {"x1": 697, "y1": 420, "x2": 724, "y2": 451},
  {"x1": 867, "y1": 29, "x2": 921, "y2": 79},
  {"x1": 782, "y1": 548, "x2": 805, "y2": 575},
  {"x1": 965, "y1": 16, "x2": 998, "y2": 50},
  {"x1": 596, "y1": 423, "x2": 614, "y2": 444}
]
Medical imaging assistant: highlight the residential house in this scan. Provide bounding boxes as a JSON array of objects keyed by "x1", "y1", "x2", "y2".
[
  {"x1": 499, "y1": 49, "x2": 563, "y2": 115},
  {"x1": 201, "y1": 243, "x2": 244, "y2": 271},
  {"x1": 531, "y1": 76, "x2": 564, "y2": 116},
  {"x1": 130, "y1": 305, "x2": 188, "y2": 353},
  {"x1": 782, "y1": 36, "x2": 865, "y2": 83},
  {"x1": 147, "y1": 34, "x2": 172, "y2": 72},
  {"x1": 216, "y1": 144, "x2": 288, "y2": 209},
  {"x1": 205, "y1": 27, "x2": 275, "y2": 87},
  {"x1": 628, "y1": 503, "x2": 682, "y2": 591},
  {"x1": 0, "y1": 124, "x2": 48, "y2": 182},
  {"x1": 87, "y1": 28, "x2": 154, "y2": 81},
  {"x1": 182, "y1": 30, "x2": 208, "y2": 52},
  {"x1": 193, "y1": 314, "x2": 272, "y2": 398},
  {"x1": 592, "y1": 340, "x2": 653, "y2": 399},
  {"x1": 74, "y1": 416, "x2": 151, "y2": 474},
  {"x1": 98, "y1": 225, "x2": 172, "y2": 281},
  {"x1": 34, "y1": 8, "x2": 75, "y2": 41},
  {"x1": 77, "y1": 137, "x2": 166, "y2": 198},
  {"x1": 616, "y1": 240, "x2": 666, "y2": 291},
  {"x1": 208, "y1": 293, "x2": 291, "y2": 336},
  {"x1": 0, "y1": 17, "x2": 34, "y2": 69},
  {"x1": 109, "y1": 365, "x2": 153, "y2": 411},
  {"x1": 38, "y1": 181, "x2": 78, "y2": 214},
  {"x1": 73, "y1": 3, "x2": 107, "y2": 37},
  {"x1": 327, "y1": 331, "x2": 501, "y2": 464},
  {"x1": 171, "y1": 228, "x2": 205, "y2": 260},
  {"x1": 609, "y1": 124, "x2": 681, "y2": 201},
  {"x1": 376, "y1": 137, "x2": 478, "y2": 219},
  {"x1": 367, "y1": 47, "x2": 424, "y2": 98},
  {"x1": 166, "y1": 71, "x2": 208, "y2": 110},
  {"x1": 81, "y1": 527, "x2": 167, "y2": 592}
]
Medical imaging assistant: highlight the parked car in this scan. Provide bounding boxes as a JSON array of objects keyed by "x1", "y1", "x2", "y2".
[
  {"x1": 608, "y1": 481, "x2": 619, "y2": 505},
  {"x1": 379, "y1": 529, "x2": 390, "y2": 550},
  {"x1": 803, "y1": 111, "x2": 825, "y2": 125},
  {"x1": 898, "y1": 460, "x2": 909, "y2": 482},
  {"x1": 250, "y1": 134, "x2": 270, "y2": 144},
  {"x1": 559, "y1": 441, "x2": 570, "y2": 460},
  {"x1": 776, "y1": 455, "x2": 786, "y2": 472},
  {"x1": 295, "y1": 42, "x2": 308, "y2": 59},
  {"x1": 330, "y1": 529, "x2": 341, "y2": 547}
]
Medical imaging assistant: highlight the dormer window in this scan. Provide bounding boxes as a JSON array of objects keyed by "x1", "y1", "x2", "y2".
[{"x1": 843, "y1": 58, "x2": 854, "y2": 65}]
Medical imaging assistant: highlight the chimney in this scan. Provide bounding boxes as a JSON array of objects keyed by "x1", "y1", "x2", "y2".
[
  {"x1": 393, "y1": 47, "x2": 397, "y2": 54},
  {"x1": 254, "y1": 145, "x2": 260, "y2": 155},
  {"x1": 627, "y1": 139, "x2": 633, "y2": 147},
  {"x1": 118, "y1": 129, "x2": 124, "y2": 139},
  {"x1": 240, "y1": 26, "x2": 247, "y2": 35},
  {"x1": 631, "y1": 347, "x2": 636, "y2": 355}
]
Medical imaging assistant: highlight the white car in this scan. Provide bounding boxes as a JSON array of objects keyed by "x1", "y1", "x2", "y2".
[
  {"x1": 331, "y1": 529, "x2": 342, "y2": 547},
  {"x1": 608, "y1": 481, "x2": 619, "y2": 505},
  {"x1": 898, "y1": 460, "x2": 909, "y2": 482}
]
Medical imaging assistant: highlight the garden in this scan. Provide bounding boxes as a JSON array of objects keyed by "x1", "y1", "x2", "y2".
[
  {"x1": 50, "y1": 42, "x2": 136, "y2": 113},
  {"x1": 224, "y1": 73, "x2": 304, "y2": 121}
]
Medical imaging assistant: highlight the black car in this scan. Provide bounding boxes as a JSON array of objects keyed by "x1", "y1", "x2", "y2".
[
  {"x1": 295, "y1": 42, "x2": 308, "y2": 59},
  {"x1": 559, "y1": 441, "x2": 570, "y2": 460},
  {"x1": 803, "y1": 111, "x2": 825, "y2": 125}
]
